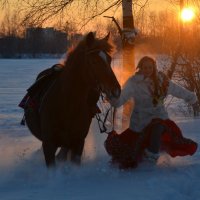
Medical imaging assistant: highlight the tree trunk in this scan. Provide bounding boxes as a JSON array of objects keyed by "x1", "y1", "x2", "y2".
[
  {"x1": 122, "y1": 0, "x2": 135, "y2": 75},
  {"x1": 121, "y1": 0, "x2": 135, "y2": 130},
  {"x1": 168, "y1": 0, "x2": 184, "y2": 79}
]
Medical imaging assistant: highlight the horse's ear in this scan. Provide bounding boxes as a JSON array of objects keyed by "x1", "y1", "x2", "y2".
[
  {"x1": 103, "y1": 32, "x2": 110, "y2": 41},
  {"x1": 86, "y1": 32, "x2": 95, "y2": 47}
]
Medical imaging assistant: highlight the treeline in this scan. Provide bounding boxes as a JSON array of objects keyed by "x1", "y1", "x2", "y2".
[{"x1": 0, "y1": 28, "x2": 69, "y2": 58}]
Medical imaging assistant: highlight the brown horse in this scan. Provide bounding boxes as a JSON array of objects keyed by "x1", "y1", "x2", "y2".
[{"x1": 33, "y1": 32, "x2": 120, "y2": 167}]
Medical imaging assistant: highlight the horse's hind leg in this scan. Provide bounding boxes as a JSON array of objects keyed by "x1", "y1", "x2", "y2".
[
  {"x1": 71, "y1": 139, "x2": 85, "y2": 165},
  {"x1": 42, "y1": 141, "x2": 57, "y2": 167}
]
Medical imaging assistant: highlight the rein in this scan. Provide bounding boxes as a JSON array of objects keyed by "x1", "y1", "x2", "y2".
[
  {"x1": 95, "y1": 107, "x2": 111, "y2": 133},
  {"x1": 95, "y1": 93, "x2": 115, "y2": 134}
]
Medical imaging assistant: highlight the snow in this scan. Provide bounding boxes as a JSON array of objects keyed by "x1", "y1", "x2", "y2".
[{"x1": 0, "y1": 59, "x2": 200, "y2": 200}]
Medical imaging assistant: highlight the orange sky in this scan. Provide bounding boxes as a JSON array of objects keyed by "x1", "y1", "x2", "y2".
[{"x1": 0, "y1": 0, "x2": 193, "y2": 32}]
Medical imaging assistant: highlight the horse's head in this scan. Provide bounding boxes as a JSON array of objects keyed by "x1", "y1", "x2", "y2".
[{"x1": 84, "y1": 32, "x2": 121, "y2": 99}]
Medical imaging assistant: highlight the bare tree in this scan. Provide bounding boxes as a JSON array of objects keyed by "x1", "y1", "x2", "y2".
[
  {"x1": 17, "y1": 0, "x2": 122, "y2": 27},
  {"x1": 0, "y1": 1, "x2": 150, "y2": 28},
  {"x1": 162, "y1": 0, "x2": 200, "y2": 115},
  {"x1": 0, "y1": 7, "x2": 25, "y2": 37}
]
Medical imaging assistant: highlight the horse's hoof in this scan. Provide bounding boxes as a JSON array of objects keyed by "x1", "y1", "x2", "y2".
[{"x1": 46, "y1": 160, "x2": 56, "y2": 168}]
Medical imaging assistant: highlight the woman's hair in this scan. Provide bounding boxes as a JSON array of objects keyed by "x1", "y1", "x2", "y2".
[
  {"x1": 137, "y1": 56, "x2": 165, "y2": 106},
  {"x1": 137, "y1": 56, "x2": 157, "y2": 73}
]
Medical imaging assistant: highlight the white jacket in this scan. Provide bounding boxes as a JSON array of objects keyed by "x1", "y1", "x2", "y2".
[{"x1": 111, "y1": 73, "x2": 197, "y2": 132}]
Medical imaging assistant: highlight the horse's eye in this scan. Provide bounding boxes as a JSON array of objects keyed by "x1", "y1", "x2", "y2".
[{"x1": 98, "y1": 51, "x2": 107, "y2": 63}]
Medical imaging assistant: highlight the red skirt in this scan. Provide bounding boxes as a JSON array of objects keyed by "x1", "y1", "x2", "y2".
[{"x1": 104, "y1": 119, "x2": 198, "y2": 169}]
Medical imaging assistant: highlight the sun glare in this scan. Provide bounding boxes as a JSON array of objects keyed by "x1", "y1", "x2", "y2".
[{"x1": 181, "y1": 8, "x2": 195, "y2": 22}]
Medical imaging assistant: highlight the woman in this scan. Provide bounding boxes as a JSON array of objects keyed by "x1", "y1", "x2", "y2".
[{"x1": 106, "y1": 56, "x2": 198, "y2": 168}]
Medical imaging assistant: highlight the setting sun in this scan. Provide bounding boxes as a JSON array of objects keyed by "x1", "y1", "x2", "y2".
[{"x1": 181, "y1": 7, "x2": 195, "y2": 22}]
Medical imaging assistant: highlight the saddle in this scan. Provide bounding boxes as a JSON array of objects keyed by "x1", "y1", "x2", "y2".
[{"x1": 19, "y1": 64, "x2": 63, "y2": 112}]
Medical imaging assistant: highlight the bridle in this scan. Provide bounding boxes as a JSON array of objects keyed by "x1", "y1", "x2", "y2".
[
  {"x1": 85, "y1": 48, "x2": 112, "y2": 92},
  {"x1": 85, "y1": 49, "x2": 114, "y2": 133}
]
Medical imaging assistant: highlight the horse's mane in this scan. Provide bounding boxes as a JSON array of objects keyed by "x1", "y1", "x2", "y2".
[{"x1": 63, "y1": 34, "x2": 114, "y2": 69}]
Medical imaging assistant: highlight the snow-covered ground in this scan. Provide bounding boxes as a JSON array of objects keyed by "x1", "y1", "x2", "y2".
[{"x1": 0, "y1": 59, "x2": 199, "y2": 200}]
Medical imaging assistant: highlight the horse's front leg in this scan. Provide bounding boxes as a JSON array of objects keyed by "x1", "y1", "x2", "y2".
[
  {"x1": 71, "y1": 138, "x2": 85, "y2": 165},
  {"x1": 42, "y1": 141, "x2": 57, "y2": 168},
  {"x1": 70, "y1": 120, "x2": 92, "y2": 165},
  {"x1": 56, "y1": 147, "x2": 69, "y2": 162}
]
